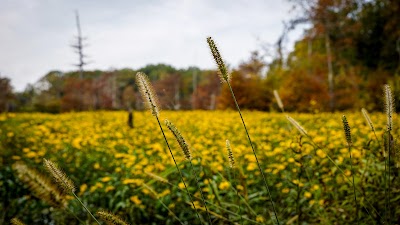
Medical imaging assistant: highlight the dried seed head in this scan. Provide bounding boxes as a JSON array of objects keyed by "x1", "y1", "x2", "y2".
[
  {"x1": 286, "y1": 116, "x2": 308, "y2": 136},
  {"x1": 145, "y1": 171, "x2": 168, "y2": 183},
  {"x1": 136, "y1": 72, "x2": 160, "y2": 116},
  {"x1": 11, "y1": 218, "x2": 26, "y2": 225},
  {"x1": 43, "y1": 159, "x2": 75, "y2": 193},
  {"x1": 361, "y1": 108, "x2": 375, "y2": 132},
  {"x1": 165, "y1": 119, "x2": 191, "y2": 160},
  {"x1": 384, "y1": 84, "x2": 395, "y2": 131},
  {"x1": 342, "y1": 115, "x2": 352, "y2": 146},
  {"x1": 273, "y1": 90, "x2": 284, "y2": 112},
  {"x1": 12, "y1": 162, "x2": 67, "y2": 208},
  {"x1": 226, "y1": 140, "x2": 235, "y2": 168},
  {"x1": 207, "y1": 37, "x2": 230, "y2": 83},
  {"x1": 96, "y1": 210, "x2": 130, "y2": 225}
]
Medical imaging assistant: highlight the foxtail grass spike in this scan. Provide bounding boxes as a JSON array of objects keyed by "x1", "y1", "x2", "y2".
[
  {"x1": 96, "y1": 210, "x2": 130, "y2": 225},
  {"x1": 165, "y1": 119, "x2": 191, "y2": 160},
  {"x1": 286, "y1": 116, "x2": 308, "y2": 136},
  {"x1": 145, "y1": 171, "x2": 168, "y2": 183},
  {"x1": 136, "y1": 72, "x2": 160, "y2": 116},
  {"x1": 12, "y1": 162, "x2": 67, "y2": 208},
  {"x1": 165, "y1": 119, "x2": 212, "y2": 224},
  {"x1": 10, "y1": 218, "x2": 26, "y2": 225},
  {"x1": 384, "y1": 84, "x2": 394, "y2": 131},
  {"x1": 226, "y1": 140, "x2": 235, "y2": 168},
  {"x1": 44, "y1": 159, "x2": 102, "y2": 225},
  {"x1": 207, "y1": 37, "x2": 230, "y2": 83},
  {"x1": 342, "y1": 115, "x2": 352, "y2": 146},
  {"x1": 43, "y1": 159, "x2": 75, "y2": 193},
  {"x1": 273, "y1": 90, "x2": 284, "y2": 112},
  {"x1": 361, "y1": 108, "x2": 375, "y2": 132},
  {"x1": 137, "y1": 74, "x2": 202, "y2": 223},
  {"x1": 208, "y1": 36, "x2": 280, "y2": 225}
]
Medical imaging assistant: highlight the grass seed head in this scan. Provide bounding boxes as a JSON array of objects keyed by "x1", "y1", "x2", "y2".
[
  {"x1": 96, "y1": 210, "x2": 130, "y2": 225},
  {"x1": 361, "y1": 108, "x2": 375, "y2": 132},
  {"x1": 165, "y1": 119, "x2": 191, "y2": 160},
  {"x1": 226, "y1": 140, "x2": 235, "y2": 168},
  {"x1": 342, "y1": 115, "x2": 352, "y2": 146},
  {"x1": 384, "y1": 84, "x2": 395, "y2": 131},
  {"x1": 12, "y1": 162, "x2": 67, "y2": 208},
  {"x1": 43, "y1": 159, "x2": 75, "y2": 193},
  {"x1": 207, "y1": 37, "x2": 230, "y2": 83},
  {"x1": 136, "y1": 72, "x2": 160, "y2": 116},
  {"x1": 273, "y1": 90, "x2": 284, "y2": 111},
  {"x1": 286, "y1": 116, "x2": 308, "y2": 136},
  {"x1": 11, "y1": 218, "x2": 26, "y2": 225}
]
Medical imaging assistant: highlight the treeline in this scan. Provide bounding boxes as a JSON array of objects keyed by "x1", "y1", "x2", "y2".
[{"x1": 1, "y1": 0, "x2": 399, "y2": 113}]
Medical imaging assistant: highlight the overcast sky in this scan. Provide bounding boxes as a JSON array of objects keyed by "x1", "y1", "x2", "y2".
[{"x1": 0, "y1": 0, "x2": 306, "y2": 91}]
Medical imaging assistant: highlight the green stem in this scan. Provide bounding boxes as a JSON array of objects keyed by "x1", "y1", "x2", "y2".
[
  {"x1": 71, "y1": 192, "x2": 101, "y2": 225},
  {"x1": 348, "y1": 145, "x2": 359, "y2": 224},
  {"x1": 227, "y1": 83, "x2": 280, "y2": 225},
  {"x1": 155, "y1": 115, "x2": 203, "y2": 224},
  {"x1": 387, "y1": 132, "x2": 391, "y2": 224},
  {"x1": 232, "y1": 168, "x2": 244, "y2": 225},
  {"x1": 188, "y1": 160, "x2": 213, "y2": 224}
]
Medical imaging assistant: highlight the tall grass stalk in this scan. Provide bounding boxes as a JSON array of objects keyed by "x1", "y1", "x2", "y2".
[
  {"x1": 384, "y1": 84, "x2": 394, "y2": 224},
  {"x1": 207, "y1": 36, "x2": 280, "y2": 225},
  {"x1": 165, "y1": 119, "x2": 213, "y2": 224},
  {"x1": 342, "y1": 115, "x2": 359, "y2": 224},
  {"x1": 43, "y1": 159, "x2": 101, "y2": 225},
  {"x1": 360, "y1": 108, "x2": 382, "y2": 181},
  {"x1": 286, "y1": 116, "x2": 380, "y2": 221},
  {"x1": 226, "y1": 140, "x2": 243, "y2": 225},
  {"x1": 136, "y1": 72, "x2": 202, "y2": 223}
]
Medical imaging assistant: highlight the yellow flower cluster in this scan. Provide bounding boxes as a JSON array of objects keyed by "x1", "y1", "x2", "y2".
[{"x1": 2, "y1": 110, "x2": 396, "y2": 222}]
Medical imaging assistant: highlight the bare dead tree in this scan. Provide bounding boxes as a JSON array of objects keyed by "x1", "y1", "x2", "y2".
[{"x1": 71, "y1": 10, "x2": 88, "y2": 79}]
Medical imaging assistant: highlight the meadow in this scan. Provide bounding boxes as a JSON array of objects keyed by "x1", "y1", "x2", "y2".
[{"x1": 1, "y1": 110, "x2": 398, "y2": 224}]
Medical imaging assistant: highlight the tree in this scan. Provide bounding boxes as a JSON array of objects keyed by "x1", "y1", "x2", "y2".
[
  {"x1": 71, "y1": 10, "x2": 88, "y2": 79},
  {"x1": 218, "y1": 52, "x2": 271, "y2": 110},
  {"x1": 0, "y1": 77, "x2": 13, "y2": 112}
]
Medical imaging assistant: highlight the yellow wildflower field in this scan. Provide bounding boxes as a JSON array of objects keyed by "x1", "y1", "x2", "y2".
[{"x1": 0, "y1": 111, "x2": 397, "y2": 224}]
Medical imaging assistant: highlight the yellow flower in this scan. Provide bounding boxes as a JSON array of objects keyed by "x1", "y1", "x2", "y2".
[
  {"x1": 282, "y1": 188, "x2": 290, "y2": 193},
  {"x1": 311, "y1": 184, "x2": 320, "y2": 191},
  {"x1": 316, "y1": 149, "x2": 326, "y2": 158},
  {"x1": 178, "y1": 182, "x2": 185, "y2": 189},
  {"x1": 256, "y1": 215, "x2": 265, "y2": 222},
  {"x1": 101, "y1": 177, "x2": 112, "y2": 182},
  {"x1": 26, "y1": 151, "x2": 37, "y2": 158},
  {"x1": 218, "y1": 181, "x2": 230, "y2": 190},
  {"x1": 80, "y1": 184, "x2": 88, "y2": 193},
  {"x1": 130, "y1": 196, "x2": 142, "y2": 205},
  {"x1": 93, "y1": 163, "x2": 100, "y2": 169},
  {"x1": 304, "y1": 191, "x2": 312, "y2": 198},
  {"x1": 246, "y1": 162, "x2": 257, "y2": 171},
  {"x1": 105, "y1": 186, "x2": 115, "y2": 192}
]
